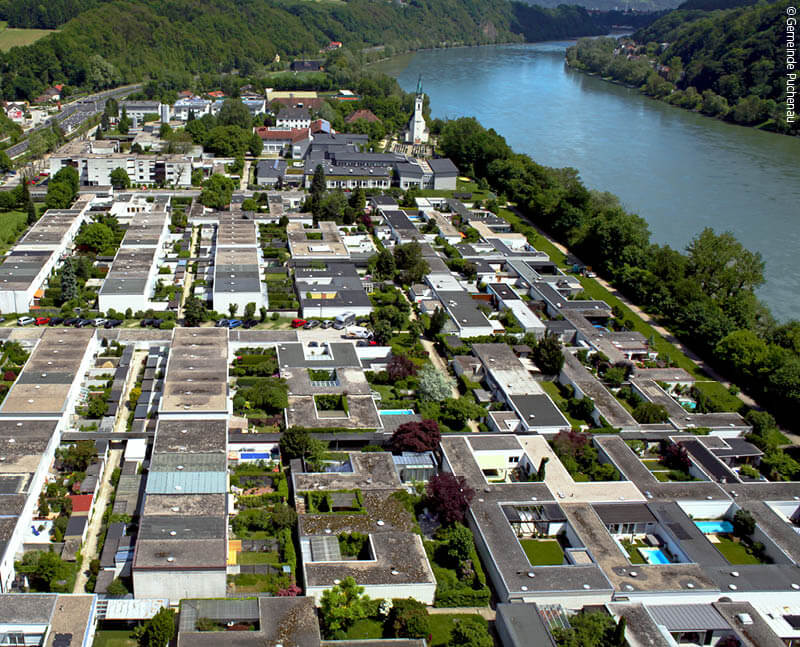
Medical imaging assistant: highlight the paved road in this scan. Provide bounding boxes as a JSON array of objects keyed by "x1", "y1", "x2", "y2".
[{"x1": 6, "y1": 84, "x2": 142, "y2": 159}]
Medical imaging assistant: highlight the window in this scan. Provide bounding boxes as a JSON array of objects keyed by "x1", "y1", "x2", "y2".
[{"x1": 509, "y1": 456, "x2": 519, "y2": 463}]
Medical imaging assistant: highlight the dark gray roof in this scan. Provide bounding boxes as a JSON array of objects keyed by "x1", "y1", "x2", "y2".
[
  {"x1": 139, "y1": 515, "x2": 226, "y2": 541},
  {"x1": 647, "y1": 604, "x2": 729, "y2": 631},
  {"x1": 496, "y1": 603, "x2": 557, "y2": 647},
  {"x1": 277, "y1": 342, "x2": 360, "y2": 369},
  {"x1": 0, "y1": 594, "x2": 56, "y2": 623},
  {"x1": 428, "y1": 157, "x2": 458, "y2": 175},
  {"x1": 509, "y1": 394, "x2": 570, "y2": 428},
  {"x1": 593, "y1": 503, "x2": 657, "y2": 526}
]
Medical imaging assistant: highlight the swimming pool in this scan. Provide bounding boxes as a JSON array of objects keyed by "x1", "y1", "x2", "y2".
[
  {"x1": 379, "y1": 409, "x2": 415, "y2": 416},
  {"x1": 639, "y1": 548, "x2": 671, "y2": 565},
  {"x1": 695, "y1": 520, "x2": 734, "y2": 534}
]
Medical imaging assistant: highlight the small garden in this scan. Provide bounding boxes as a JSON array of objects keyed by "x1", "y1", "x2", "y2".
[
  {"x1": 642, "y1": 440, "x2": 697, "y2": 482},
  {"x1": 230, "y1": 462, "x2": 286, "y2": 496},
  {"x1": 620, "y1": 538, "x2": 647, "y2": 564},
  {"x1": 519, "y1": 537, "x2": 564, "y2": 566},
  {"x1": 305, "y1": 489, "x2": 365, "y2": 514},
  {"x1": 317, "y1": 577, "x2": 492, "y2": 647},
  {"x1": 550, "y1": 431, "x2": 620, "y2": 482},
  {"x1": 0, "y1": 340, "x2": 29, "y2": 404},
  {"x1": 424, "y1": 522, "x2": 491, "y2": 608},
  {"x1": 228, "y1": 498, "x2": 298, "y2": 595},
  {"x1": 709, "y1": 510, "x2": 771, "y2": 566},
  {"x1": 314, "y1": 394, "x2": 349, "y2": 416},
  {"x1": 265, "y1": 272, "x2": 298, "y2": 310}
]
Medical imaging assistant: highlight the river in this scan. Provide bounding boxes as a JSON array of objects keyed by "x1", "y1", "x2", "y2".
[{"x1": 372, "y1": 42, "x2": 800, "y2": 322}]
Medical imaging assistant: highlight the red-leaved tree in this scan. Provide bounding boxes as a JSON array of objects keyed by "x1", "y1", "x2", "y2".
[
  {"x1": 390, "y1": 419, "x2": 441, "y2": 453},
  {"x1": 426, "y1": 472, "x2": 474, "y2": 525},
  {"x1": 387, "y1": 355, "x2": 418, "y2": 382}
]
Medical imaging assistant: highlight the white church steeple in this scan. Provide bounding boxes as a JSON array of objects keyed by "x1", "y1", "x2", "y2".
[{"x1": 404, "y1": 75, "x2": 429, "y2": 145}]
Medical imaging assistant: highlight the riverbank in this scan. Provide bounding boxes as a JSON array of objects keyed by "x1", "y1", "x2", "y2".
[
  {"x1": 379, "y1": 42, "x2": 800, "y2": 321},
  {"x1": 564, "y1": 31, "x2": 796, "y2": 137}
]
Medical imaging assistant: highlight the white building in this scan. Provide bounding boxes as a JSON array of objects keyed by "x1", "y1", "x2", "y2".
[{"x1": 404, "y1": 76, "x2": 429, "y2": 144}]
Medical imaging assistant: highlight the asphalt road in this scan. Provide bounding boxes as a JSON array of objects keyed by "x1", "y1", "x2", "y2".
[{"x1": 6, "y1": 84, "x2": 142, "y2": 159}]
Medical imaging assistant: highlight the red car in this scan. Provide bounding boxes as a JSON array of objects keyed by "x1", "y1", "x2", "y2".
[
  {"x1": 291, "y1": 318, "x2": 308, "y2": 328},
  {"x1": 34, "y1": 317, "x2": 50, "y2": 326}
]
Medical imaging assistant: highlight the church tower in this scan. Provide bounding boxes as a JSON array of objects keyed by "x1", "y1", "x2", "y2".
[{"x1": 405, "y1": 75, "x2": 429, "y2": 145}]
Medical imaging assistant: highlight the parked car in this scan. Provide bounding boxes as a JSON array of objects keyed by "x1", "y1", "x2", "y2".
[
  {"x1": 92, "y1": 318, "x2": 107, "y2": 327},
  {"x1": 303, "y1": 320, "x2": 314, "y2": 329},
  {"x1": 104, "y1": 319, "x2": 122, "y2": 328},
  {"x1": 17, "y1": 316, "x2": 35, "y2": 326},
  {"x1": 63, "y1": 317, "x2": 80, "y2": 326},
  {"x1": 308, "y1": 320, "x2": 321, "y2": 329},
  {"x1": 74, "y1": 319, "x2": 91, "y2": 327},
  {"x1": 140, "y1": 318, "x2": 158, "y2": 327},
  {"x1": 356, "y1": 340, "x2": 368, "y2": 347},
  {"x1": 308, "y1": 341, "x2": 319, "y2": 347},
  {"x1": 227, "y1": 319, "x2": 243, "y2": 329},
  {"x1": 48, "y1": 317, "x2": 64, "y2": 326},
  {"x1": 291, "y1": 318, "x2": 307, "y2": 328},
  {"x1": 321, "y1": 320, "x2": 333, "y2": 329},
  {"x1": 242, "y1": 319, "x2": 258, "y2": 329},
  {"x1": 34, "y1": 317, "x2": 50, "y2": 326},
  {"x1": 215, "y1": 319, "x2": 230, "y2": 328}
]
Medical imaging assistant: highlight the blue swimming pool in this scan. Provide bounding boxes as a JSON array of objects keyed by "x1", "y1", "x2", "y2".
[
  {"x1": 695, "y1": 520, "x2": 734, "y2": 534},
  {"x1": 380, "y1": 409, "x2": 415, "y2": 416},
  {"x1": 639, "y1": 548, "x2": 671, "y2": 565}
]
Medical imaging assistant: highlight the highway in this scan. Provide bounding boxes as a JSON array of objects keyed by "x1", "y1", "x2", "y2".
[{"x1": 5, "y1": 83, "x2": 142, "y2": 159}]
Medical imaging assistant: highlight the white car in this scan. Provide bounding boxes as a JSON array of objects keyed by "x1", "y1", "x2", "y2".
[
  {"x1": 17, "y1": 316, "x2": 35, "y2": 326},
  {"x1": 92, "y1": 318, "x2": 108, "y2": 327}
]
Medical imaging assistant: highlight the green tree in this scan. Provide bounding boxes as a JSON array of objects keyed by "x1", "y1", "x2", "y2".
[
  {"x1": 632, "y1": 402, "x2": 669, "y2": 424},
  {"x1": 217, "y1": 98, "x2": 251, "y2": 129},
  {"x1": 26, "y1": 200, "x2": 37, "y2": 226},
  {"x1": 533, "y1": 334, "x2": 564, "y2": 375},
  {"x1": 390, "y1": 598, "x2": 430, "y2": 639},
  {"x1": 417, "y1": 365, "x2": 454, "y2": 401},
  {"x1": 228, "y1": 303, "x2": 238, "y2": 318},
  {"x1": 686, "y1": 228, "x2": 765, "y2": 303},
  {"x1": 311, "y1": 164, "x2": 326, "y2": 201},
  {"x1": 199, "y1": 174, "x2": 235, "y2": 209},
  {"x1": 17, "y1": 550, "x2": 74, "y2": 592},
  {"x1": 110, "y1": 167, "x2": 131, "y2": 189},
  {"x1": 451, "y1": 618, "x2": 492, "y2": 647},
  {"x1": 369, "y1": 249, "x2": 396, "y2": 280},
  {"x1": 244, "y1": 302, "x2": 256, "y2": 321},
  {"x1": 87, "y1": 396, "x2": 108, "y2": 419},
  {"x1": 732, "y1": 509, "x2": 755, "y2": 538},
  {"x1": 0, "y1": 150, "x2": 11, "y2": 173},
  {"x1": 183, "y1": 296, "x2": 207, "y2": 327},
  {"x1": 441, "y1": 522, "x2": 474, "y2": 566},
  {"x1": 280, "y1": 427, "x2": 328, "y2": 468},
  {"x1": 59, "y1": 441, "x2": 97, "y2": 472},
  {"x1": 52, "y1": 166, "x2": 79, "y2": 196},
  {"x1": 137, "y1": 607, "x2": 175, "y2": 647},
  {"x1": 428, "y1": 306, "x2": 448, "y2": 337},
  {"x1": 244, "y1": 377, "x2": 288, "y2": 413},
  {"x1": 106, "y1": 578, "x2": 128, "y2": 596},
  {"x1": 75, "y1": 222, "x2": 114, "y2": 253},
  {"x1": 44, "y1": 183, "x2": 73, "y2": 210},
  {"x1": 319, "y1": 577, "x2": 372, "y2": 635},
  {"x1": 118, "y1": 107, "x2": 130, "y2": 134}
]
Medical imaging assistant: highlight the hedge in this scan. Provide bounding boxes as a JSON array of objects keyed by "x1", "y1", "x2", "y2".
[{"x1": 425, "y1": 539, "x2": 490, "y2": 608}]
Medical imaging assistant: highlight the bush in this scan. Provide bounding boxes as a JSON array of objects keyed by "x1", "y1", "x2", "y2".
[{"x1": 390, "y1": 598, "x2": 430, "y2": 639}]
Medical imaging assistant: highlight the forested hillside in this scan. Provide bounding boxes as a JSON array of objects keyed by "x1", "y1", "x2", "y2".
[
  {"x1": 566, "y1": 1, "x2": 796, "y2": 134},
  {"x1": 0, "y1": 0, "x2": 648, "y2": 102}
]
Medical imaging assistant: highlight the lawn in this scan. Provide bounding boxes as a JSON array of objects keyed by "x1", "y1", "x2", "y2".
[
  {"x1": 0, "y1": 26, "x2": 56, "y2": 51},
  {"x1": 238, "y1": 550, "x2": 281, "y2": 565},
  {"x1": 343, "y1": 618, "x2": 384, "y2": 639},
  {"x1": 539, "y1": 380, "x2": 586, "y2": 428},
  {"x1": 620, "y1": 539, "x2": 647, "y2": 564},
  {"x1": 0, "y1": 210, "x2": 29, "y2": 254},
  {"x1": 428, "y1": 614, "x2": 489, "y2": 647},
  {"x1": 92, "y1": 630, "x2": 137, "y2": 647},
  {"x1": 713, "y1": 536, "x2": 764, "y2": 565},
  {"x1": 519, "y1": 538, "x2": 564, "y2": 566}
]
